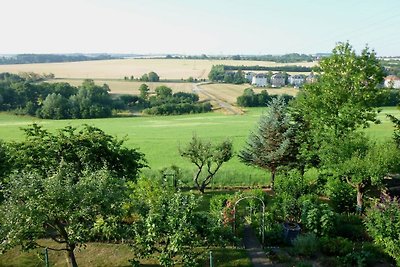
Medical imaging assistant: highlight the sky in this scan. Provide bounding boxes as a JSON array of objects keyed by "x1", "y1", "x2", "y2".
[{"x1": 1, "y1": 0, "x2": 399, "y2": 56}]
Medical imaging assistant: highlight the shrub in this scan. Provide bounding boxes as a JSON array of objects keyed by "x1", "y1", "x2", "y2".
[
  {"x1": 320, "y1": 236, "x2": 354, "y2": 256},
  {"x1": 325, "y1": 178, "x2": 356, "y2": 213},
  {"x1": 209, "y1": 194, "x2": 229, "y2": 223},
  {"x1": 340, "y1": 251, "x2": 371, "y2": 267},
  {"x1": 264, "y1": 220, "x2": 285, "y2": 246},
  {"x1": 301, "y1": 200, "x2": 335, "y2": 236},
  {"x1": 292, "y1": 233, "x2": 319, "y2": 257},
  {"x1": 365, "y1": 195, "x2": 400, "y2": 266},
  {"x1": 335, "y1": 214, "x2": 366, "y2": 241}
]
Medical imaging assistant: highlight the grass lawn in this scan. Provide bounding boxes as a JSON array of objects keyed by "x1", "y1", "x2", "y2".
[
  {"x1": 0, "y1": 241, "x2": 251, "y2": 267},
  {"x1": 0, "y1": 106, "x2": 398, "y2": 187}
]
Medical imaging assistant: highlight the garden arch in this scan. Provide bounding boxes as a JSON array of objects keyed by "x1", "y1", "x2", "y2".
[{"x1": 233, "y1": 196, "x2": 265, "y2": 246}]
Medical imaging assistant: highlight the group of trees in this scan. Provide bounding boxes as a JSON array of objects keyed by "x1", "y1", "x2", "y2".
[
  {"x1": 116, "y1": 84, "x2": 212, "y2": 115},
  {"x1": 236, "y1": 88, "x2": 294, "y2": 107},
  {"x1": 0, "y1": 74, "x2": 212, "y2": 118},
  {"x1": 139, "y1": 71, "x2": 160, "y2": 82},
  {"x1": 0, "y1": 76, "x2": 114, "y2": 119}
]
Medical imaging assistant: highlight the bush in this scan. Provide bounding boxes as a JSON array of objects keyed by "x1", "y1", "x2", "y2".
[
  {"x1": 335, "y1": 214, "x2": 366, "y2": 241},
  {"x1": 209, "y1": 194, "x2": 229, "y2": 223},
  {"x1": 292, "y1": 233, "x2": 319, "y2": 257},
  {"x1": 325, "y1": 178, "x2": 356, "y2": 213},
  {"x1": 320, "y1": 236, "x2": 354, "y2": 256},
  {"x1": 365, "y1": 196, "x2": 400, "y2": 266},
  {"x1": 340, "y1": 251, "x2": 371, "y2": 267},
  {"x1": 301, "y1": 200, "x2": 335, "y2": 236},
  {"x1": 264, "y1": 220, "x2": 285, "y2": 246}
]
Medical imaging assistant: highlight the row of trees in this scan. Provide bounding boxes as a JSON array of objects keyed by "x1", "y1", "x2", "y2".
[
  {"x1": 208, "y1": 64, "x2": 312, "y2": 83},
  {"x1": 183, "y1": 53, "x2": 315, "y2": 62},
  {"x1": 236, "y1": 88, "x2": 294, "y2": 107}
]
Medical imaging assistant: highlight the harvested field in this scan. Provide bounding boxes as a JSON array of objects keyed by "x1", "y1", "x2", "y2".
[
  {"x1": 49, "y1": 79, "x2": 195, "y2": 95},
  {"x1": 0, "y1": 58, "x2": 317, "y2": 80}
]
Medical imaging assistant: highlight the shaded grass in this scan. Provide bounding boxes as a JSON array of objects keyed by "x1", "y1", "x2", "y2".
[{"x1": 0, "y1": 242, "x2": 250, "y2": 267}]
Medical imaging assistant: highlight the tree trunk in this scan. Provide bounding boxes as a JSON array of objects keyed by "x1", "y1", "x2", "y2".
[
  {"x1": 66, "y1": 246, "x2": 78, "y2": 267},
  {"x1": 270, "y1": 170, "x2": 276, "y2": 190},
  {"x1": 199, "y1": 183, "x2": 206, "y2": 194},
  {"x1": 356, "y1": 184, "x2": 364, "y2": 213}
]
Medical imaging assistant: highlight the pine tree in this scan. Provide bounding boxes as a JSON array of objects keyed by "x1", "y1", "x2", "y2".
[{"x1": 239, "y1": 96, "x2": 297, "y2": 189}]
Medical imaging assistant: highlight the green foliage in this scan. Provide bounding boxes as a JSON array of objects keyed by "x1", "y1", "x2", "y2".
[
  {"x1": 139, "y1": 85, "x2": 211, "y2": 115},
  {"x1": 365, "y1": 195, "x2": 400, "y2": 265},
  {"x1": 138, "y1": 83, "x2": 150, "y2": 99},
  {"x1": 388, "y1": 113, "x2": 400, "y2": 148},
  {"x1": 155, "y1": 85, "x2": 172, "y2": 99},
  {"x1": 292, "y1": 233, "x2": 319, "y2": 257},
  {"x1": 237, "y1": 89, "x2": 294, "y2": 107},
  {"x1": 335, "y1": 214, "x2": 366, "y2": 241},
  {"x1": 208, "y1": 65, "x2": 225, "y2": 81},
  {"x1": 0, "y1": 74, "x2": 115, "y2": 119},
  {"x1": 209, "y1": 194, "x2": 229, "y2": 223},
  {"x1": 325, "y1": 178, "x2": 356, "y2": 213},
  {"x1": 340, "y1": 250, "x2": 371, "y2": 267},
  {"x1": 128, "y1": 178, "x2": 232, "y2": 266},
  {"x1": 318, "y1": 131, "x2": 400, "y2": 210},
  {"x1": 69, "y1": 79, "x2": 113, "y2": 119},
  {"x1": 39, "y1": 93, "x2": 71, "y2": 119},
  {"x1": 148, "y1": 71, "x2": 160, "y2": 82},
  {"x1": 180, "y1": 135, "x2": 233, "y2": 193},
  {"x1": 294, "y1": 42, "x2": 385, "y2": 137},
  {"x1": 239, "y1": 96, "x2": 298, "y2": 188},
  {"x1": 319, "y1": 236, "x2": 354, "y2": 256},
  {"x1": 9, "y1": 124, "x2": 146, "y2": 181},
  {"x1": 0, "y1": 167, "x2": 127, "y2": 266},
  {"x1": 301, "y1": 200, "x2": 335, "y2": 236}
]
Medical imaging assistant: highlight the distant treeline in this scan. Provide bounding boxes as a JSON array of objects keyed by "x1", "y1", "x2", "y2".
[
  {"x1": 0, "y1": 54, "x2": 117, "y2": 65},
  {"x1": 223, "y1": 65, "x2": 313, "y2": 72},
  {"x1": 181, "y1": 53, "x2": 315, "y2": 63},
  {"x1": 0, "y1": 73, "x2": 211, "y2": 119},
  {"x1": 208, "y1": 65, "x2": 312, "y2": 83}
]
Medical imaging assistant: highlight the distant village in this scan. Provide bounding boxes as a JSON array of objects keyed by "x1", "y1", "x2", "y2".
[{"x1": 244, "y1": 71, "x2": 400, "y2": 89}]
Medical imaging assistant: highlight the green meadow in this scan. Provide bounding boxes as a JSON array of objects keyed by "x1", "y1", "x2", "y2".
[{"x1": 0, "y1": 106, "x2": 398, "y2": 187}]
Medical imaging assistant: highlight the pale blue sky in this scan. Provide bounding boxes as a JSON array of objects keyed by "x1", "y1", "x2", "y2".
[{"x1": 1, "y1": 0, "x2": 399, "y2": 56}]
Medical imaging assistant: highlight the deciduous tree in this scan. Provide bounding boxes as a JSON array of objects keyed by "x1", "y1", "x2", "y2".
[
  {"x1": 180, "y1": 135, "x2": 232, "y2": 193},
  {"x1": 0, "y1": 167, "x2": 127, "y2": 267}
]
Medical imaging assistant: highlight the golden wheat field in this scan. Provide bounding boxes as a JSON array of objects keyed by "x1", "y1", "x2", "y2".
[
  {"x1": 50, "y1": 79, "x2": 196, "y2": 95},
  {"x1": 0, "y1": 59, "x2": 316, "y2": 80}
]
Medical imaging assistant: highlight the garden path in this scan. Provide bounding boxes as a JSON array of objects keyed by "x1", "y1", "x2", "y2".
[{"x1": 243, "y1": 225, "x2": 274, "y2": 267}]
